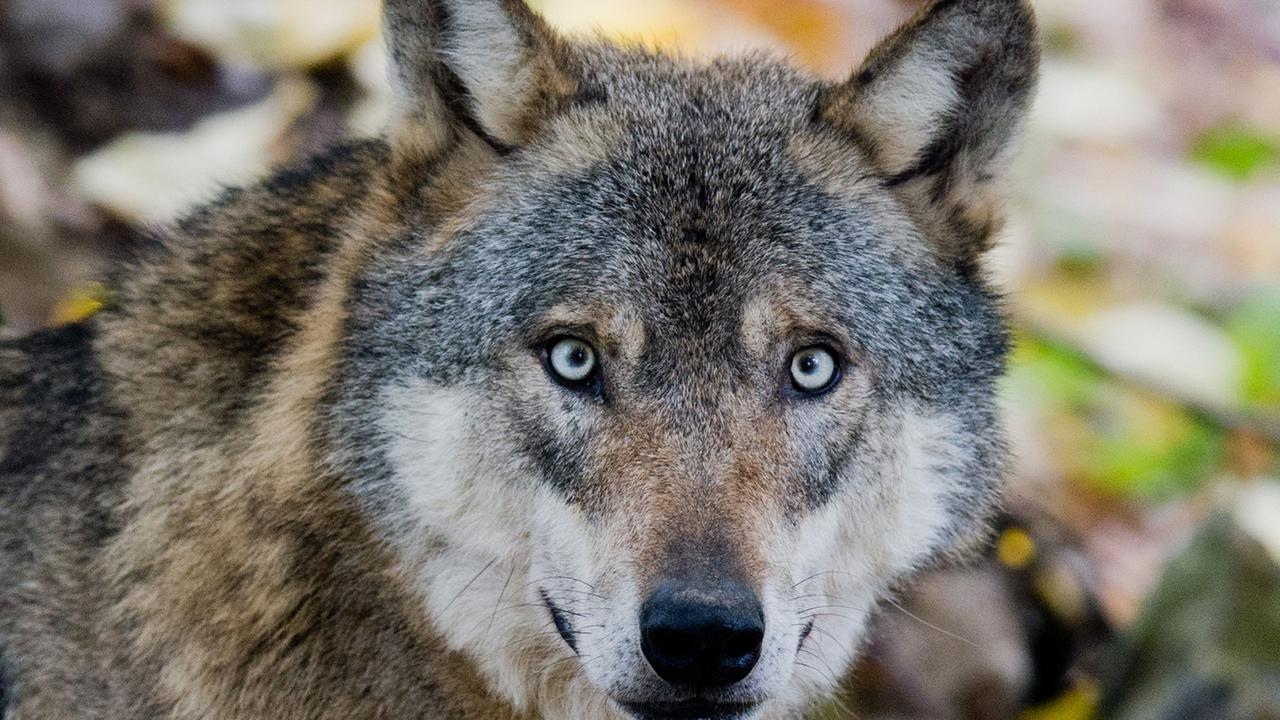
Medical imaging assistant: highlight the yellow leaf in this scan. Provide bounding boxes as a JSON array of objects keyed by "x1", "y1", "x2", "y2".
[
  {"x1": 1019, "y1": 682, "x2": 1099, "y2": 720},
  {"x1": 49, "y1": 284, "x2": 108, "y2": 326},
  {"x1": 997, "y1": 527, "x2": 1037, "y2": 569}
]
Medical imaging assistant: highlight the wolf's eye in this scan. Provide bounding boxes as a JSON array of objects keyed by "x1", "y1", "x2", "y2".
[
  {"x1": 546, "y1": 337, "x2": 598, "y2": 386},
  {"x1": 789, "y1": 346, "x2": 840, "y2": 395}
]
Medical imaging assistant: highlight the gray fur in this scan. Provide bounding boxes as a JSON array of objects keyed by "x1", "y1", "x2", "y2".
[{"x1": 0, "y1": 1, "x2": 1038, "y2": 718}]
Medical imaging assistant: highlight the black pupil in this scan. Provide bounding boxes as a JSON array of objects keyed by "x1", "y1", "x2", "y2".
[
  {"x1": 567, "y1": 347, "x2": 589, "y2": 368},
  {"x1": 798, "y1": 353, "x2": 820, "y2": 375}
]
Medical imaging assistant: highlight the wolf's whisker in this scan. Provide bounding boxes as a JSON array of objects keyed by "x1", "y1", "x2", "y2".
[
  {"x1": 797, "y1": 604, "x2": 860, "y2": 614},
  {"x1": 528, "y1": 575, "x2": 597, "y2": 590},
  {"x1": 798, "y1": 611, "x2": 860, "y2": 625},
  {"x1": 497, "y1": 619, "x2": 560, "y2": 653},
  {"x1": 381, "y1": 403, "x2": 442, "y2": 419},
  {"x1": 803, "y1": 623, "x2": 849, "y2": 654},
  {"x1": 573, "y1": 607, "x2": 613, "y2": 615},
  {"x1": 480, "y1": 565, "x2": 517, "y2": 644},
  {"x1": 441, "y1": 557, "x2": 498, "y2": 612},
  {"x1": 798, "y1": 646, "x2": 839, "y2": 682},
  {"x1": 523, "y1": 654, "x2": 591, "y2": 692},
  {"x1": 791, "y1": 569, "x2": 852, "y2": 589},
  {"x1": 379, "y1": 427, "x2": 439, "y2": 446},
  {"x1": 503, "y1": 600, "x2": 589, "y2": 618},
  {"x1": 880, "y1": 595, "x2": 981, "y2": 650},
  {"x1": 793, "y1": 660, "x2": 838, "y2": 688},
  {"x1": 544, "y1": 588, "x2": 610, "y2": 600}
]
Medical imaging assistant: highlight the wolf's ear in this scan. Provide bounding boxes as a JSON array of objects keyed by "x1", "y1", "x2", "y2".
[
  {"x1": 383, "y1": 0, "x2": 578, "y2": 154},
  {"x1": 819, "y1": 0, "x2": 1039, "y2": 263}
]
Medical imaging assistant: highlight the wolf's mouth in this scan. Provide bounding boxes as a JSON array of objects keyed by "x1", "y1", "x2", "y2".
[
  {"x1": 540, "y1": 591, "x2": 580, "y2": 654},
  {"x1": 617, "y1": 699, "x2": 759, "y2": 720},
  {"x1": 797, "y1": 619, "x2": 814, "y2": 650}
]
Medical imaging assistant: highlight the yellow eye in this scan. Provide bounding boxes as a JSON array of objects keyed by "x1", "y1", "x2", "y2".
[
  {"x1": 548, "y1": 338, "x2": 597, "y2": 383},
  {"x1": 789, "y1": 347, "x2": 839, "y2": 394}
]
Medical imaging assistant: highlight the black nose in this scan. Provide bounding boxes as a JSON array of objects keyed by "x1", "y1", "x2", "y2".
[{"x1": 639, "y1": 580, "x2": 765, "y2": 688}]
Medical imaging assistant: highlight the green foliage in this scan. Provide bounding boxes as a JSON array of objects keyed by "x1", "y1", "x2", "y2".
[
  {"x1": 1087, "y1": 407, "x2": 1224, "y2": 499},
  {"x1": 1041, "y1": 23, "x2": 1084, "y2": 57},
  {"x1": 1227, "y1": 288, "x2": 1280, "y2": 410},
  {"x1": 1013, "y1": 337, "x2": 1099, "y2": 406},
  {"x1": 1054, "y1": 240, "x2": 1106, "y2": 280},
  {"x1": 1009, "y1": 338, "x2": 1227, "y2": 501},
  {"x1": 1190, "y1": 124, "x2": 1280, "y2": 181}
]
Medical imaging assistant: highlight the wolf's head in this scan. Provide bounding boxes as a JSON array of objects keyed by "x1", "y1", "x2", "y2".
[{"x1": 330, "y1": 1, "x2": 1038, "y2": 717}]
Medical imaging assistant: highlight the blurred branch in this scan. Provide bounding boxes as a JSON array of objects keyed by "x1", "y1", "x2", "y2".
[{"x1": 1020, "y1": 320, "x2": 1280, "y2": 447}]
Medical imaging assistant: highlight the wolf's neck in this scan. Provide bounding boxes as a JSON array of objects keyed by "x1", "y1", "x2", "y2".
[
  {"x1": 91, "y1": 135, "x2": 615, "y2": 718},
  {"x1": 88, "y1": 139, "x2": 504, "y2": 719},
  {"x1": 93, "y1": 140, "x2": 399, "y2": 452}
]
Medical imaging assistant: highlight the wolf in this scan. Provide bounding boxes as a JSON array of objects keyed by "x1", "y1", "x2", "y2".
[{"x1": 0, "y1": 0, "x2": 1039, "y2": 717}]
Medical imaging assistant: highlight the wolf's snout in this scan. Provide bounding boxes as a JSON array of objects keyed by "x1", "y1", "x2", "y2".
[{"x1": 639, "y1": 580, "x2": 765, "y2": 688}]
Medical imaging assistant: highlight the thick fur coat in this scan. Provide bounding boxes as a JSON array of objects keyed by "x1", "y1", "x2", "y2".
[{"x1": 0, "y1": 1, "x2": 1039, "y2": 718}]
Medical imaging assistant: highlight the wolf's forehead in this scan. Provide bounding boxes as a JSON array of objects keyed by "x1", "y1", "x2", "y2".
[
  {"x1": 567, "y1": 52, "x2": 826, "y2": 168},
  {"x1": 585, "y1": 49, "x2": 817, "y2": 116},
  {"x1": 499, "y1": 135, "x2": 893, "y2": 343},
  {"x1": 441, "y1": 55, "x2": 973, "y2": 368}
]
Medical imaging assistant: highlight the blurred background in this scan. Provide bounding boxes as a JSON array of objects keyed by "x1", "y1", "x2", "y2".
[{"x1": 1, "y1": 0, "x2": 1278, "y2": 718}]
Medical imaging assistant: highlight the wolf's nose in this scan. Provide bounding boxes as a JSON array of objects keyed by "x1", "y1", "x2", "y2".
[{"x1": 639, "y1": 580, "x2": 765, "y2": 687}]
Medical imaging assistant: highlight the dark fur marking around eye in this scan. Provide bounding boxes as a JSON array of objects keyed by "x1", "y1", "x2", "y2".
[
  {"x1": 512, "y1": 412, "x2": 588, "y2": 499},
  {"x1": 804, "y1": 411, "x2": 871, "y2": 510}
]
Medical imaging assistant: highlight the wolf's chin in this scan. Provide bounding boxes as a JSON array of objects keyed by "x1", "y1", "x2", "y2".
[{"x1": 613, "y1": 698, "x2": 763, "y2": 720}]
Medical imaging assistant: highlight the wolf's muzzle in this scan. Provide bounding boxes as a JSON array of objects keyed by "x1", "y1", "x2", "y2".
[{"x1": 639, "y1": 580, "x2": 765, "y2": 688}]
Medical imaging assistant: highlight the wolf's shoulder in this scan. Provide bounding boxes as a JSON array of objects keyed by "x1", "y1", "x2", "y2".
[
  {"x1": 0, "y1": 322, "x2": 130, "y2": 719},
  {"x1": 0, "y1": 323, "x2": 122, "y2": 581},
  {"x1": 125, "y1": 137, "x2": 394, "y2": 289},
  {"x1": 97, "y1": 138, "x2": 401, "y2": 436},
  {"x1": 0, "y1": 322, "x2": 124, "y2": 534}
]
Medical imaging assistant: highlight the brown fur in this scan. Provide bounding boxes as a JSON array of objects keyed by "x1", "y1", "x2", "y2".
[
  {"x1": 0, "y1": 1, "x2": 1038, "y2": 717},
  {"x1": 0, "y1": 139, "x2": 532, "y2": 719}
]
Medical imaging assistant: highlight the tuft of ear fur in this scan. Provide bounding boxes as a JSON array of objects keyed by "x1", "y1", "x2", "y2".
[
  {"x1": 382, "y1": 0, "x2": 580, "y2": 156},
  {"x1": 819, "y1": 0, "x2": 1039, "y2": 263}
]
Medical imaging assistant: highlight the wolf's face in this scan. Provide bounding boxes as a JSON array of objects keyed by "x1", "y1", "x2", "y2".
[{"x1": 332, "y1": 1, "x2": 1037, "y2": 718}]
